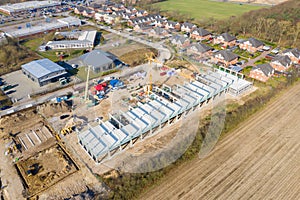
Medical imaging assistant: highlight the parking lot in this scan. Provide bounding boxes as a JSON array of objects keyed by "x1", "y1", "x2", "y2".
[{"x1": 1, "y1": 70, "x2": 65, "y2": 103}]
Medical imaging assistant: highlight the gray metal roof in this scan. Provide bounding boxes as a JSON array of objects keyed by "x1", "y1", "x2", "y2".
[
  {"x1": 78, "y1": 50, "x2": 113, "y2": 68},
  {"x1": 22, "y1": 58, "x2": 65, "y2": 79}
]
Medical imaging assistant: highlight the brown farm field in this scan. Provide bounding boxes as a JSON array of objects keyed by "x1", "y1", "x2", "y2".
[{"x1": 142, "y1": 82, "x2": 300, "y2": 200}]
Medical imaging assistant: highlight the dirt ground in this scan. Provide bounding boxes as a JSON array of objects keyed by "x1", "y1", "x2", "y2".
[
  {"x1": 0, "y1": 108, "x2": 44, "y2": 138},
  {"x1": 142, "y1": 82, "x2": 300, "y2": 200},
  {"x1": 17, "y1": 144, "x2": 79, "y2": 197},
  {"x1": 0, "y1": 103, "x2": 108, "y2": 200}
]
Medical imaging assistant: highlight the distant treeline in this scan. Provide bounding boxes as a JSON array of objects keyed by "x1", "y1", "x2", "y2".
[
  {"x1": 0, "y1": 38, "x2": 39, "y2": 75},
  {"x1": 211, "y1": 0, "x2": 300, "y2": 48}
]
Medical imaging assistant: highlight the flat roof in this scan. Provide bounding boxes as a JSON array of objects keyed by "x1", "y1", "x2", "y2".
[
  {"x1": 0, "y1": 1, "x2": 60, "y2": 13},
  {"x1": 22, "y1": 58, "x2": 65, "y2": 79},
  {"x1": 5, "y1": 21, "x2": 67, "y2": 38},
  {"x1": 47, "y1": 40, "x2": 92, "y2": 45},
  {"x1": 57, "y1": 17, "x2": 81, "y2": 26},
  {"x1": 78, "y1": 30, "x2": 97, "y2": 42}
]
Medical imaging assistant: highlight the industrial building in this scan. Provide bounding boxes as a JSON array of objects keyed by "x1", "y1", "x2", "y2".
[
  {"x1": 77, "y1": 69, "x2": 252, "y2": 163},
  {"x1": 74, "y1": 50, "x2": 115, "y2": 73},
  {"x1": 46, "y1": 30, "x2": 96, "y2": 50},
  {"x1": 0, "y1": 1, "x2": 60, "y2": 15},
  {"x1": 21, "y1": 58, "x2": 67, "y2": 86},
  {"x1": 4, "y1": 17, "x2": 81, "y2": 39}
]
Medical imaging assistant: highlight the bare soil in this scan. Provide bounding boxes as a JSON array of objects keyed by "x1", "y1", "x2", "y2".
[
  {"x1": 0, "y1": 108, "x2": 44, "y2": 138},
  {"x1": 16, "y1": 144, "x2": 79, "y2": 197},
  {"x1": 142, "y1": 82, "x2": 300, "y2": 200}
]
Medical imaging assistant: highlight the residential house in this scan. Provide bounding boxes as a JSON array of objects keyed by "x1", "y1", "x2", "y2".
[
  {"x1": 190, "y1": 28, "x2": 211, "y2": 41},
  {"x1": 95, "y1": 12, "x2": 118, "y2": 24},
  {"x1": 270, "y1": 55, "x2": 293, "y2": 72},
  {"x1": 136, "y1": 10, "x2": 148, "y2": 17},
  {"x1": 122, "y1": 12, "x2": 135, "y2": 20},
  {"x1": 187, "y1": 43, "x2": 213, "y2": 57},
  {"x1": 171, "y1": 35, "x2": 190, "y2": 48},
  {"x1": 282, "y1": 48, "x2": 300, "y2": 64},
  {"x1": 154, "y1": 18, "x2": 166, "y2": 27},
  {"x1": 82, "y1": 8, "x2": 95, "y2": 18},
  {"x1": 165, "y1": 21, "x2": 181, "y2": 31},
  {"x1": 112, "y1": 10, "x2": 125, "y2": 17},
  {"x1": 74, "y1": 6, "x2": 85, "y2": 15},
  {"x1": 249, "y1": 63, "x2": 274, "y2": 82},
  {"x1": 239, "y1": 38, "x2": 264, "y2": 53},
  {"x1": 213, "y1": 32, "x2": 236, "y2": 48},
  {"x1": 100, "y1": 5, "x2": 112, "y2": 14},
  {"x1": 111, "y1": 3, "x2": 125, "y2": 11},
  {"x1": 149, "y1": 27, "x2": 170, "y2": 38},
  {"x1": 133, "y1": 23, "x2": 153, "y2": 33},
  {"x1": 212, "y1": 50, "x2": 239, "y2": 66},
  {"x1": 125, "y1": 6, "x2": 137, "y2": 14},
  {"x1": 181, "y1": 22, "x2": 197, "y2": 33},
  {"x1": 88, "y1": 3, "x2": 103, "y2": 12}
]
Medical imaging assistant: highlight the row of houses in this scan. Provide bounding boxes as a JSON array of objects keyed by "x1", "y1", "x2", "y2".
[
  {"x1": 250, "y1": 49, "x2": 300, "y2": 82},
  {"x1": 72, "y1": 2, "x2": 300, "y2": 84}
]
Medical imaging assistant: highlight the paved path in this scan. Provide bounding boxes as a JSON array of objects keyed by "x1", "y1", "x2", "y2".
[{"x1": 242, "y1": 50, "x2": 272, "y2": 68}]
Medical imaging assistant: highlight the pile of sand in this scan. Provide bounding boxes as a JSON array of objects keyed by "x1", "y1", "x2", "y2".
[{"x1": 37, "y1": 102, "x2": 70, "y2": 118}]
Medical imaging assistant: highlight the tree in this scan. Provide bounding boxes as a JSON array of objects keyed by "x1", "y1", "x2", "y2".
[
  {"x1": 293, "y1": 22, "x2": 300, "y2": 47},
  {"x1": 278, "y1": 20, "x2": 292, "y2": 45}
]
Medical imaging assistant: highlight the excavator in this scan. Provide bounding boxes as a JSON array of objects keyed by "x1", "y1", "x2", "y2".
[{"x1": 60, "y1": 117, "x2": 85, "y2": 136}]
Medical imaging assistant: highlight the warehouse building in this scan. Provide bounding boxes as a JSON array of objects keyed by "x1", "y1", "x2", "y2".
[
  {"x1": 46, "y1": 30, "x2": 96, "y2": 50},
  {"x1": 0, "y1": 0, "x2": 60, "y2": 15},
  {"x1": 74, "y1": 50, "x2": 115, "y2": 73},
  {"x1": 4, "y1": 17, "x2": 80, "y2": 39},
  {"x1": 22, "y1": 59, "x2": 67, "y2": 86}
]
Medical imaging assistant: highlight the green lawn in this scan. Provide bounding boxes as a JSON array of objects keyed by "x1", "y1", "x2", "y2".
[
  {"x1": 155, "y1": 0, "x2": 265, "y2": 19},
  {"x1": 22, "y1": 36, "x2": 86, "y2": 62}
]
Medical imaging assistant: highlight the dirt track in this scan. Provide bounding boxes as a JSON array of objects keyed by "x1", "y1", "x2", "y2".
[{"x1": 142, "y1": 83, "x2": 300, "y2": 200}]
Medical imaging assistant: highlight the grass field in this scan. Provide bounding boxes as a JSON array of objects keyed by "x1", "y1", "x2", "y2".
[{"x1": 155, "y1": 0, "x2": 265, "y2": 19}]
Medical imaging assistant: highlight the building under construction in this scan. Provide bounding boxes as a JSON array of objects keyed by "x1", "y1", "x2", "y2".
[{"x1": 77, "y1": 69, "x2": 252, "y2": 163}]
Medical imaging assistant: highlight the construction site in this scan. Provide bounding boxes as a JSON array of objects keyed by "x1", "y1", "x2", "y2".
[
  {"x1": 69, "y1": 52, "x2": 253, "y2": 165},
  {"x1": 15, "y1": 144, "x2": 79, "y2": 197},
  {"x1": 0, "y1": 50, "x2": 253, "y2": 199}
]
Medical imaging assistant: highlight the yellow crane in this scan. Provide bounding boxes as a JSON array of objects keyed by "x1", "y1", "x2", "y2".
[{"x1": 145, "y1": 53, "x2": 157, "y2": 94}]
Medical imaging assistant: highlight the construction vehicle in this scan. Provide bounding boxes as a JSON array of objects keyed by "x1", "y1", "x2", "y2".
[
  {"x1": 60, "y1": 117, "x2": 84, "y2": 136},
  {"x1": 55, "y1": 134, "x2": 61, "y2": 141},
  {"x1": 26, "y1": 164, "x2": 39, "y2": 177},
  {"x1": 61, "y1": 126, "x2": 73, "y2": 136}
]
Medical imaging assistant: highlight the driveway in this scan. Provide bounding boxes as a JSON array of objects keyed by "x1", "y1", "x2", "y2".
[{"x1": 242, "y1": 50, "x2": 272, "y2": 68}]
